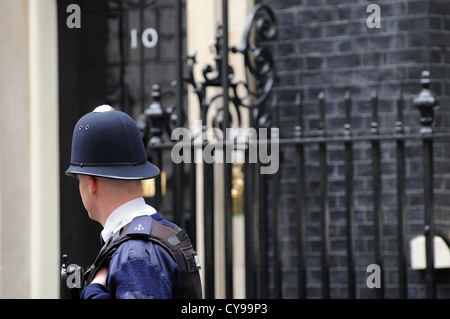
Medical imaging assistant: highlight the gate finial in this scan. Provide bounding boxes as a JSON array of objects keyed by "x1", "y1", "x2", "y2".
[{"x1": 413, "y1": 71, "x2": 439, "y2": 134}]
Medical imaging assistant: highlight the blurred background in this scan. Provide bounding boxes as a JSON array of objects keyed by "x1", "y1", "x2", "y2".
[{"x1": 2, "y1": 0, "x2": 450, "y2": 299}]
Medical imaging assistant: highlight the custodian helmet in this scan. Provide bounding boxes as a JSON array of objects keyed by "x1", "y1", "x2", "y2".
[{"x1": 65, "y1": 105, "x2": 160, "y2": 180}]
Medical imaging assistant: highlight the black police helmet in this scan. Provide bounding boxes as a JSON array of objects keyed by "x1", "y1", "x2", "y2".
[{"x1": 65, "y1": 105, "x2": 160, "y2": 180}]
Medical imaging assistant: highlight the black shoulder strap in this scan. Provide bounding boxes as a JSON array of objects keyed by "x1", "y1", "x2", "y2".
[
  {"x1": 85, "y1": 215, "x2": 178, "y2": 285},
  {"x1": 84, "y1": 214, "x2": 202, "y2": 299},
  {"x1": 84, "y1": 216, "x2": 154, "y2": 285}
]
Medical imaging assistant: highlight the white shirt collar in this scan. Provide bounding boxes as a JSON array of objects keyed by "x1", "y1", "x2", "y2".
[{"x1": 101, "y1": 197, "x2": 156, "y2": 243}]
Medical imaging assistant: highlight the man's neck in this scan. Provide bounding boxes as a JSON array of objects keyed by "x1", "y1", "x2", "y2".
[{"x1": 100, "y1": 197, "x2": 156, "y2": 243}]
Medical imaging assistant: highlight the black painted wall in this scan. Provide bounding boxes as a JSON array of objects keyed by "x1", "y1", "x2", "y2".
[{"x1": 257, "y1": 0, "x2": 450, "y2": 298}]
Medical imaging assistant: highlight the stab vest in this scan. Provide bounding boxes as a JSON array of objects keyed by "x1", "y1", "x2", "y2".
[{"x1": 83, "y1": 215, "x2": 202, "y2": 299}]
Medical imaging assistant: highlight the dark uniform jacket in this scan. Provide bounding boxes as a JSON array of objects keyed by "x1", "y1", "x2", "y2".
[{"x1": 81, "y1": 213, "x2": 202, "y2": 299}]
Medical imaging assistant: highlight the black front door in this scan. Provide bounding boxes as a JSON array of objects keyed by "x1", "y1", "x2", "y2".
[{"x1": 57, "y1": 0, "x2": 186, "y2": 297}]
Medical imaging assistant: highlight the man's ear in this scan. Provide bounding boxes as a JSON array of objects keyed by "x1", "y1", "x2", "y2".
[{"x1": 87, "y1": 176, "x2": 97, "y2": 195}]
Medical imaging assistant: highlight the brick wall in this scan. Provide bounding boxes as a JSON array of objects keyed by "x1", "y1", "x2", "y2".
[{"x1": 257, "y1": 0, "x2": 450, "y2": 298}]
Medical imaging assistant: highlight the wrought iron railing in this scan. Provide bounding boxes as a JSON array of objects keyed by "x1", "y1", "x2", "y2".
[{"x1": 137, "y1": 2, "x2": 450, "y2": 299}]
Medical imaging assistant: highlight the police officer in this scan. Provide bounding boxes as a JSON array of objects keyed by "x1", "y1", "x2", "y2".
[{"x1": 65, "y1": 105, "x2": 202, "y2": 299}]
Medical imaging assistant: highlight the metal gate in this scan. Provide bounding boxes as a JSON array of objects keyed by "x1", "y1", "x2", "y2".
[
  {"x1": 137, "y1": 2, "x2": 450, "y2": 299},
  {"x1": 138, "y1": 2, "x2": 278, "y2": 298}
]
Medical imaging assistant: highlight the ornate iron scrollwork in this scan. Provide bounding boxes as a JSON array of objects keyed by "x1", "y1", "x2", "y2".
[
  {"x1": 138, "y1": 4, "x2": 277, "y2": 145},
  {"x1": 237, "y1": 4, "x2": 277, "y2": 113},
  {"x1": 186, "y1": 3, "x2": 277, "y2": 138}
]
